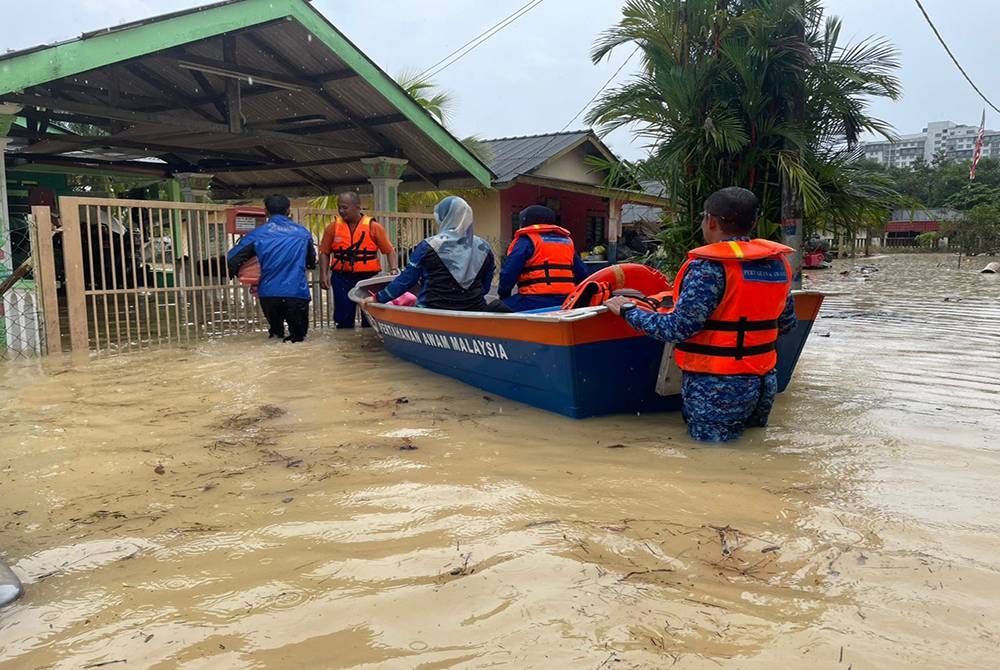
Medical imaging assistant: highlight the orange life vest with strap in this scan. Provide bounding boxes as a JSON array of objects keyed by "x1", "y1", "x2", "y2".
[
  {"x1": 673, "y1": 239, "x2": 793, "y2": 375},
  {"x1": 328, "y1": 215, "x2": 381, "y2": 273},
  {"x1": 508, "y1": 224, "x2": 577, "y2": 295}
]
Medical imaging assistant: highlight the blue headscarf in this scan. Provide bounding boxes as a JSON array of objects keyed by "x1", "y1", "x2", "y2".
[{"x1": 426, "y1": 196, "x2": 489, "y2": 289}]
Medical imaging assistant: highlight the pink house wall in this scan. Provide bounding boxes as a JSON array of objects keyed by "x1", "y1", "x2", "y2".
[{"x1": 498, "y1": 183, "x2": 610, "y2": 252}]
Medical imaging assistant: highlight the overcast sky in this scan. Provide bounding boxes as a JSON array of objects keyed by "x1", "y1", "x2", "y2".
[{"x1": 3, "y1": 0, "x2": 998, "y2": 160}]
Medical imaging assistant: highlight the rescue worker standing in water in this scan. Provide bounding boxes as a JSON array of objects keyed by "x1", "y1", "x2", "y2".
[
  {"x1": 498, "y1": 205, "x2": 589, "y2": 311},
  {"x1": 318, "y1": 192, "x2": 399, "y2": 328},
  {"x1": 605, "y1": 187, "x2": 796, "y2": 442},
  {"x1": 227, "y1": 194, "x2": 317, "y2": 342}
]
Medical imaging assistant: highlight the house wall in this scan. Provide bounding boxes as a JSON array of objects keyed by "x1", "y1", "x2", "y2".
[
  {"x1": 467, "y1": 189, "x2": 502, "y2": 247},
  {"x1": 497, "y1": 183, "x2": 609, "y2": 252},
  {"x1": 535, "y1": 145, "x2": 606, "y2": 186},
  {"x1": 885, "y1": 220, "x2": 941, "y2": 247}
]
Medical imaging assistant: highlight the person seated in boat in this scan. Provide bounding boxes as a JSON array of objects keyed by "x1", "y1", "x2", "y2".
[
  {"x1": 367, "y1": 196, "x2": 496, "y2": 311},
  {"x1": 498, "y1": 205, "x2": 589, "y2": 311},
  {"x1": 604, "y1": 187, "x2": 797, "y2": 443}
]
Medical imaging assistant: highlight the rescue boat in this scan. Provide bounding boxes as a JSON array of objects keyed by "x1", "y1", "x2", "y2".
[{"x1": 350, "y1": 266, "x2": 823, "y2": 419}]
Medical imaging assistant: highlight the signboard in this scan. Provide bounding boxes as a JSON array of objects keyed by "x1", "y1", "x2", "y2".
[{"x1": 225, "y1": 207, "x2": 267, "y2": 235}]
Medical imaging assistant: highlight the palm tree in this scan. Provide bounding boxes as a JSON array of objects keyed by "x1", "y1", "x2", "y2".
[
  {"x1": 586, "y1": 0, "x2": 903, "y2": 267},
  {"x1": 392, "y1": 73, "x2": 493, "y2": 211},
  {"x1": 395, "y1": 71, "x2": 454, "y2": 126}
]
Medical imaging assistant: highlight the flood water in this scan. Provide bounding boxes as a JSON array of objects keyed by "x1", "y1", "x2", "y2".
[{"x1": 1, "y1": 253, "x2": 998, "y2": 669}]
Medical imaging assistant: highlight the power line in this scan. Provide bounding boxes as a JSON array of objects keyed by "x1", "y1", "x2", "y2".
[
  {"x1": 502, "y1": 47, "x2": 640, "y2": 179},
  {"x1": 559, "y1": 47, "x2": 640, "y2": 133},
  {"x1": 420, "y1": 0, "x2": 543, "y2": 80},
  {"x1": 913, "y1": 0, "x2": 1000, "y2": 115},
  {"x1": 417, "y1": 0, "x2": 545, "y2": 81}
]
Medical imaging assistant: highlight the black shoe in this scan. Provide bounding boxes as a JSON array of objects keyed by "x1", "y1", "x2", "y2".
[{"x1": 269, "y1": 332, "x2": 285, "y2": 339}]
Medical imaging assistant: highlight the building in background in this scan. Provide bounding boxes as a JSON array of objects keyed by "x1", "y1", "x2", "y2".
[
  {"x1": 861, "y1": 120, "x2": 1000, "y2": 168},
  {"x1": 884, "y1": 208, "x2": 963, "y2": 247},
  {"x1": 461, "y1": 131, "x2": 667, "y2": 262}
]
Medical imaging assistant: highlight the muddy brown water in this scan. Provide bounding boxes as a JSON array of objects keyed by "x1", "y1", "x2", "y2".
[{"x1": 1, "y1": 253, "x2": 998, "y2": 669}]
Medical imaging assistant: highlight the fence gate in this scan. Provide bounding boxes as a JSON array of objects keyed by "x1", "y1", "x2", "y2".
[
  {"x1": 34, "y1": 197, "x2": 440, "y2": 356},
  {"x1": 53, "y1": 197, "x2": 255, "y2": 353}
]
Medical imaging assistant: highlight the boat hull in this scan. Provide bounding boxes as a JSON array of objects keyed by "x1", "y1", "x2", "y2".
[{"x1": 355, "y1": 283, "x2": 823, "y2": 419}]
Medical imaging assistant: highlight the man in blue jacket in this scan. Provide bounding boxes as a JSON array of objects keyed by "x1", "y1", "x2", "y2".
[{"x1": 227, "y1": 195, "x2": 317, "y2": 342}]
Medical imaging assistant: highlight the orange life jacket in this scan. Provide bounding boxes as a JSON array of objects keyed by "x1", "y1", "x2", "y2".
[
  {"x1": 673, "y1": 239, "x2": 793, "y2": 375},
  {"x1": 328, "y1": 215, "x2": 381, "y2": 273},
  {"x1": 507, "y1": 224, "x2": 577, "y2": 295}
]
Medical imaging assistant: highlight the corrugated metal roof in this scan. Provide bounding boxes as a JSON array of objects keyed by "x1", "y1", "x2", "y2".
[
  {"x1": 890, "y1": 208, "x2": 964, "y2": 222},
  {"x1": 483, "y1": 131, "x2": 592, "y2": 183},
  {"x1": 1, "y1": 0, "x2": 492, "y2": 195}
]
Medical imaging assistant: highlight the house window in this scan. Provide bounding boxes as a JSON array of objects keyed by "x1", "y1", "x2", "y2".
[{"x1": 586, "y1": 215, "x2": 606, "y2": 247}]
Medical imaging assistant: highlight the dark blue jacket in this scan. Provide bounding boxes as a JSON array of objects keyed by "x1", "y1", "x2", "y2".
[
  {"x1": 377, "y1": 239, "x2": 495, "y2": 310},
  {"x1": 227, "y1": 215, "x2": 317, "y2": 300}
]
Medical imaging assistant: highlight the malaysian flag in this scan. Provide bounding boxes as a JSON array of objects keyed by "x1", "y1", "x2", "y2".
[{"x1": 970, "y1": 110, "x2": 986, "y2": 180}]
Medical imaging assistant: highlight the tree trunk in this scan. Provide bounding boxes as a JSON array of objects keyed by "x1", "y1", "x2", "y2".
[
  {"x1": 781, "y1": 178, "x2": 803, "y2": 287},
  {"x1": 780, "y1": 2, "x2": 806, "y2": 289}
]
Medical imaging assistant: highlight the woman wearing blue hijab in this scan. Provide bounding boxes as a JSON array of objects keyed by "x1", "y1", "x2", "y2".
[{"x1": 371, "y1": 196, "x2": 496, "y2": 310}]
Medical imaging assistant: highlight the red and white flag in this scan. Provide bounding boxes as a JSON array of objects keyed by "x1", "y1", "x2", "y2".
[{"x1": 970, "y1": 110, "x2": 986, "y2": 180}]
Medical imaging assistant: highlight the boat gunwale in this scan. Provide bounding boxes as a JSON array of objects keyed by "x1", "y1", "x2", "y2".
[{"x1": 351, "y1": 275, "x2": 824, "y2": 325}]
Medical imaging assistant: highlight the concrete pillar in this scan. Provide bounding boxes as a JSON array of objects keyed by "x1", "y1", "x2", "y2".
[
  {"x1": 361, "y1": 157, "x2": 407, "y2": 247},
  {"x1": 170, "y1": 172, "x2": 214, "y2": 259},
  {"x1": 173, "y1": 172, "x2": 214, "y2": 203},
  {"x1": 361, "y1": 157, "x2": 407, "y2": 212},
  {"x1": 607, "y1": 198, "x2": 622, "y2": 263}
]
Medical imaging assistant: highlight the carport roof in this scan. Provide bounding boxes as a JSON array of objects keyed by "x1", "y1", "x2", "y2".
[{"x1": 0, "y1": 0, "x2": 493, "y2": 196}]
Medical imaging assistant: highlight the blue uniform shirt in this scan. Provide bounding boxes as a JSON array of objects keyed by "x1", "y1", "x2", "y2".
[
  {"x1": 622, "y1": 236, "x2": 796, "y2": 342},
  {"x1": 620, "y1": 236, "x2": 796, "y2": 442},
  {"x1": 227, "y1": 215, "x2": 317, "y2": 300}
]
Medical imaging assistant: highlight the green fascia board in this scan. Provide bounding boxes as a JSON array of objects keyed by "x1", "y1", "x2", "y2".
[
  {"x1": 0, "y1": 0, "x2": 493, "y2": 188},
  {"x1": 287, "y1": 4, "x2": 493, "y2": 188},
  {"x1": 0, "y1": 0, "x2": 294, "y2": 96}
]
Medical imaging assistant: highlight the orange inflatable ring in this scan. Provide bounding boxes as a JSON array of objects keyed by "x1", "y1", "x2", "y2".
[{"x1": 561, "y1": 262, "x2": 672, "y2": 310}]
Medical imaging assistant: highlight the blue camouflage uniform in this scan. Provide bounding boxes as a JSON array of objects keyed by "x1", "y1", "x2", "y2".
[{"x1": 622, "y1": 235, "x2": 796, "y2": 442}]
